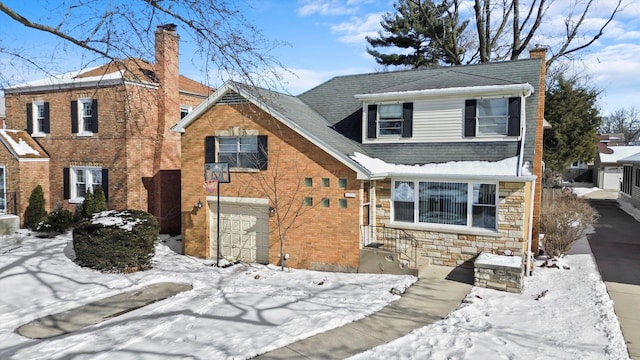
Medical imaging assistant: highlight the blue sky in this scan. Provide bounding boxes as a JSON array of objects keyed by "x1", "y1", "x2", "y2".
[{"x1": 1, "y1": 0, "x2": 639, "y2": 115}]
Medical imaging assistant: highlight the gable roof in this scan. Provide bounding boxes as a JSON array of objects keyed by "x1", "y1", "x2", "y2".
[
  {"x1": 3, "y1": 58, "x2": 212, "y2": 96},
  {"x1": 0, "y1": 130, "x2": 49, "y2": 161},
  {"x1": 173, "y1": 58, "x2": 543, "y2": 180},
  {"x1": 602, "y1": 146, "x2": 640, "y2": 163}
]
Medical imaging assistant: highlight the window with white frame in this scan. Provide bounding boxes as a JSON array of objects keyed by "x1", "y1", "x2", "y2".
[
  {"x1": 218, "y1": 136, "x2": 266, "y2": 169},
  {"x1": 31, "y1": 101, "x2": 47, "y2": 135},
  {"x1": 477, "y1": 98, "x2": 509, "y2": 135},
  {"x1": 180, "y1": 105, "x2": 192, "y2": 119},
  {"x1": 79, "y1": 99, "x2": 94, "y2": 134},
  {"x1": 378, "y1": 104, "x2": 404, "y2": 136},
  {"x1": 72, "y1": 167, "x2": 103, "y2": 200},
  {"x1": 393, "y1": 180, "x2": 497, "y2": 230}
]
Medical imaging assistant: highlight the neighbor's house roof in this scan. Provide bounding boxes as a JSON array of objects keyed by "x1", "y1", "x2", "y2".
[
  {"x1": 600, "y1": 146, "x2": 640, "y2": 164},
  {"x1": 619, "y1": 152, "x2": 640, "y2": 164},
  {"x1": 173, "y1": 58, "x2": 543, "y2": 181},
  {"x1": 3, "y1": 58, "x2": 212, "y2": 96},
  {"x1": 0, "y1": 129, "x2": 49, "y2": 161}
]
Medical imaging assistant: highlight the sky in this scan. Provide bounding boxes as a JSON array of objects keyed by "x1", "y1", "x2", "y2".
[
  {"x1": 0, "y1": 0, "x2": 639, "y2": 115},
  {"x1": 0, "y1": 215, "x2": 629, "y2": 359}
]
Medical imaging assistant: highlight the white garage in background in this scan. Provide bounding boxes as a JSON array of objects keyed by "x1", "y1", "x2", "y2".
[
  {"x1": 209, "y1": 197, "x2": 270, "y2": 264},
  {"x1": 594, "y1": 146, "x2": 640, "y2": 190}
]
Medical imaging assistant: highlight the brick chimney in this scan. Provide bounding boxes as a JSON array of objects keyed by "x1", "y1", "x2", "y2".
[
  {"x1": 528, "y1": 45, "x2": 547, "y2": 252},
  {"x1": 153, "y1": 24, "x2": 182, "y2": 233}
]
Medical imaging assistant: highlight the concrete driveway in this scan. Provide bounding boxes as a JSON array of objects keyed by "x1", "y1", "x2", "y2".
[{"x1": 588, "y1": 198, "x2": 640, "y2": 359}]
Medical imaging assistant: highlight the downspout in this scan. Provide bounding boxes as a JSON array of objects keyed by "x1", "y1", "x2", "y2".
[
  {"x1": 526, "y1": 178, "x2": 536, "y2": 276},
  {"x1": 517, "y1": 93, "x2": 531, "y2": 175}
]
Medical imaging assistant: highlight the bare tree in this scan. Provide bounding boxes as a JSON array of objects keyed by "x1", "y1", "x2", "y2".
[
  {"x1": 473, "y1": 0, "x2": 622, "y2": 67},
  {"x1": 600, "y1": 107, "x2": 640, "y2": 144},
  {"x1": 0, "y1": 1, "x2": 285, "y2": 88}
]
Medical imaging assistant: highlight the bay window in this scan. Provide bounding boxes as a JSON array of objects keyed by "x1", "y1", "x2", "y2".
[{"x1": 393, "y1": 180, "x2": 497, "y2": 230}]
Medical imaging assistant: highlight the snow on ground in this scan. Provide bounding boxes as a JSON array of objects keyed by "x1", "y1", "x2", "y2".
[
  {"x1": 350, "y1": 254, "x2": 629, "y2": 360},
  {"x1": 0, "y1": 231, "x2": 415, "y2": 359},
  {"x1": 0, "y1": 224, "x2": 630, "y2": 359}
]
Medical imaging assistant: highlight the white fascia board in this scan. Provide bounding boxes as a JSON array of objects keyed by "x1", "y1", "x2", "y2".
[
  {"x1": 355, "y1": 83, "x2": 535, "y2": 101},
  {"x1": 18, "y1": 158, "x2": 50, "y2": 162},
  {"x1": 4, "y1": 71, "x2": 127, "y2": 94},
  {"x1": 171, "y1": 82, "x2": 233, "y2": 133}
]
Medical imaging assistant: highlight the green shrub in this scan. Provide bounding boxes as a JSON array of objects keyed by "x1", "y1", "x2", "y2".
[
  {"x1": 73, "y1": 210, "x2": 159, "y2": 272},
  {"x1": 24, "y1": 185, "x2": 47, "y2": 230},
  {"x1": 80, "y1": 186, "x2": 107, "y2": 219},
  {"x1": 36, "y1": 201, "x2": 74, "y2": 233}
]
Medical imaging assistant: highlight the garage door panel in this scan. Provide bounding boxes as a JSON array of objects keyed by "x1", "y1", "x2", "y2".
[{"x1": 210, "y1": 201, "x2": 268, "y2": 264}]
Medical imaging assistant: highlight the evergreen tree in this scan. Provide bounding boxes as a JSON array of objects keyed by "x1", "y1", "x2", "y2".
[
  {"x1": 366, "y1": 0, "x2": 468, "y2": 68},
  {"x1": 544, "y1": 77, "x2": 602, "y2": 176},
  {"x1": 24, "y1": 185, "x2": 47, "y2": 229},
  {"x1": 93, "y1": 186, "x2": 107, "y2": 213}
]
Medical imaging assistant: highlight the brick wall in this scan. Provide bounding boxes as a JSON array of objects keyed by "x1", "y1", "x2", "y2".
[
  {"x1": 181, "y1": 103, "x2": 361, "y2": 270},
  {"x1": 529, "y1": 47, "x2": 547, "y2": 251},
  {"x1": 374, "y1": 180, "x2": 529, "y2": 267}
]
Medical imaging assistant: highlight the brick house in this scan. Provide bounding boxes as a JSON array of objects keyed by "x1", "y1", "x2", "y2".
[
  {"x1": 2, "y1": 25, "x2": 212, "y2": 232},
  {"x1": 172, "y1": 48, "x2": 547, "y2": 274}
]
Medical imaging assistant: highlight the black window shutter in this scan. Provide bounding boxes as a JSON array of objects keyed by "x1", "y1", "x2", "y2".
[
  {"x1": 43, "y1": 102, "x2": 51, "y2": 133},
  {"x1": 71, "y1": 101, "x2": 78, "y2": 134},
  {"x1": 63, "y1": 168, "x2": 70, "y2": 199},
  {"x1": 26, "y1": 103, "x2": 33, "y2": 134},
  {"x1": 402, "y1": 102, "x2": 413, "y2": 138},
  {"x1": 101, "y1": 168, "x2": 109, "y2": 202},
  {"x1": 257, "y1": 135, "x2": 268, "y2": 170},
  {"x1": 91, "y1": 99, "x2": 99, "y2": 133},
  {"x1": 205, "y1": 136, "x2": 216, "y2": 163},
  {"x1": 464, "y1": 99, "x2": 477, "y2": 137},
  {"x1": 507, "y1": 97, "x2": 521, "y2": 136},
  {"x1": 367, "y1": 104, "x2": 377, "y2": 139}
]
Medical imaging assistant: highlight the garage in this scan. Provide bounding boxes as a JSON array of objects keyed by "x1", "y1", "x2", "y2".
[
  {"x1": 602, "y1": 166, "x2": 623, "y2": 190},
  {"x1": 209, "y1": 197, "x2": 269, "y2": 264}
]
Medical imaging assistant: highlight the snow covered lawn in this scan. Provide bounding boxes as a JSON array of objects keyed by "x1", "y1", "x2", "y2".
[
  {"x1": 0, "y1": 231, "x2": 415, "y2": 359},
  {"x1": 0, "y1": 226, "x2": 629, "y2": 359}
]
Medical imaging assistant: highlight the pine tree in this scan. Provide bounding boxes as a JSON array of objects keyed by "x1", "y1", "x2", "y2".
[
  {"x1": 544, "y1": 77, "x2": 602, "y2": 176},
  {"x1": 24, "y1": 185, "x2": 47, "y2": 229},
  {"x1": 93, "y1": 186, "x2": 107, "y2": 213},
  {"x1": 366, "y1": 0, "x2": 468, "y2": 68}
]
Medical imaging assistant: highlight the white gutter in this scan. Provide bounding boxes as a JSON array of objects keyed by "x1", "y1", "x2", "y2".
[
  {"x1": 526, "y1": 178, "x2": 536, "y2": 277},
  {"x1": 517, "y1": 91, "x2": 533, "y2": 175},
  {"x1": 369, "y1": 172, "x2": 536, "y2": 182},
  {"x1": 355, "y1": 83, "x2": 535, "y2": 101}
]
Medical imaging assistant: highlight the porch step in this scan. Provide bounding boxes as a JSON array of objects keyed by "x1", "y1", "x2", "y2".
[{"x1": 359, "y1": 248, "x2": 418, "y2": 276}]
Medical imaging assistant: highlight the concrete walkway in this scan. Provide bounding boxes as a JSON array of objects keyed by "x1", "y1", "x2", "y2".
[{"x1": 254, "y1": 265, "x2": 472, "y2": 359}]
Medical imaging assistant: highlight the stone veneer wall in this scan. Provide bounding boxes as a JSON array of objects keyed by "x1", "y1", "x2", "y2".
[
  {"x1": 474, "y1": 253, "x2": 524, "y2": 293},
  {"x1": 374, "y1": 180, "x2": 529, "y2": 267}
]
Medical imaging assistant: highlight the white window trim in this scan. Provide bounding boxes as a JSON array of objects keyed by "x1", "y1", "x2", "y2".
[
  {"x1": 217, "y1": 135, "x2": 260, "y2": 171},
  {"x1": 77, "y1": 98, "x2": 94, "y2": 136},
  {"x1": 476, "y1": 97, "x2": 509, "y2": 137},
  {"x1": 390, "y1": 179, "x2": 499, "y2": 231},
  {"x1": 180, "y1": 105, "x2": 192, "y2": 119},
  {"x1": 31, "y1": 101, "x2": 46, "y2": 137},
  {"x1": 377, "y1": 103, "x2": 404, "y2": 138},
  {"x1": 68, "y1": 166, "x2": 102, "y2": 203}
]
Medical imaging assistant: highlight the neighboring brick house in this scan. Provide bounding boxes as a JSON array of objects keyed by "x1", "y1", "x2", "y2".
[
  {"x1": 2, "y1": 25, "x2": 212, "y2": 231},
  {"x1": 172, "y1": 48, "x2": 547, "y2": 273}
]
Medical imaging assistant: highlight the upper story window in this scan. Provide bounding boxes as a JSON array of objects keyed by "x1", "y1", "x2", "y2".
[
  {"x1": 205, "y1": 135, "x2": 268, "y2": 171},
  {"x1": 392, "y1": 180, "x2": 497, "y2": 230},
  {"x1": 71, "y1": 99, "x2": 98, "y2": 135},
  {"x1": 477, "y1": 98, "x2": 508, "y2": 135},
  {"x1": 180, "y1": 105, "x2": 192, "y2": 119},
  {"x1": 26, "y1": 101, "x2": 50, "y2": 136},
  {"x1": 64, "y1": 166, "x2": 109, "y2": 203},
  {"x1": 464, "y1": 97, "x2": 521, "y2": 138},
  {"x1": 366, "y1": 103, "x2": 413, "y2": 139}
]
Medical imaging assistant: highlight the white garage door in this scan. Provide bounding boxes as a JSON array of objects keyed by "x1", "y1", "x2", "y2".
[
  {"x1": 210, "y1": 200, "x2": 269, "y2": 264},
  {"x1": 602, "y1": 167, "x2": 623, "y2": 190}
]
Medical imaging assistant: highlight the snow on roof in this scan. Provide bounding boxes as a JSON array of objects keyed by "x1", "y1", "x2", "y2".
[
  {"x1": 619, "y1": 152, "x2": 640, "y2": 163},
  {"x1": 350, "y1": 153, "x2": 532, "y2": 179},
  {"x1": 0, "y1": 130, "x2": 40, "y2": 156},
  {"x1": 600, "y1": 146, "x2": 640, "y2": 163},
  {"x1": 4, "y1": 67, "x2": 123, "y2": 92}
]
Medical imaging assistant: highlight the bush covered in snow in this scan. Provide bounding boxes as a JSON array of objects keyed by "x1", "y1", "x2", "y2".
[
  {"x1": 36, "y1": 201, "x2": 74, "y2": 233},
  {"x1": 73, "y1": 210, "x2": 158, "y2": 273},
  {"x1": 540, "y1": 189, "x2": 595, "y2": 258}
]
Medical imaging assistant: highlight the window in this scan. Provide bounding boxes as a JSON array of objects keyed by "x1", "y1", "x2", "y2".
[
  {"x1": 26, "y1": 101, "x2": 50, "y2": 135},
  {"x1": 393, "y1": 180, "x2": 497, "y2": 230},
  {"x1": 322, "y1": 178, "x2": 330, "y2": 187},
  {"x1": 303, "y1": 197, "x2": 313, "y2": 206},
  {"x1": 0, "y1": 166, "x2": 5, "y2": 213},
  {"x1": 71, "y1": 99, "x2": 98, "y2": 134},
  {"x1": 180, "y1": 105, "x2": 192, "y2": 119},
  {"x1": 64, "y1": 167, "x2": 108, "y2": 203},
  {"x1": 214, "y1": 136, "x2": 267, "y2": 170},
  {"x1": 321, "y1": 198, "x2": 330, "y2": 208},
  {"x1": 464, "y1": 97, "x2": 520, "y2": 137},
  {"x1": 339, "y1": 178, "x2": 347, "y2": 189},
  {"x1": 338, "y1": 198, "x2": 348, "y2": 209},
  {"x1": 304, "y1": 177, "x2": 313, "y2": 187},
  {"x1": 636, "y1": 168, "x2": 640, "y2": 188},
  {"x1": 477, "y1": 98, "x2": 508, "y2": 135},
  {"x1": 378, "y1": 104, "x2": 403, "y2": 136}
]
